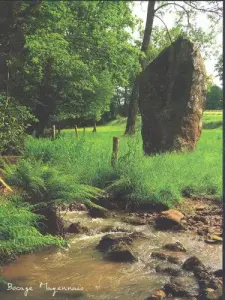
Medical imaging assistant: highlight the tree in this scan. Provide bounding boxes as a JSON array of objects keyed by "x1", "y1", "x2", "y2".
[
  {"x1": 9, "y1": 1, "x2": 141, "y2": 135},
  {"x1": 0, "y1": 98, "x2": 35, "y2": 154},
  {"x1": 0, "y1": 0, "x2": 39, "y2": 153},
  {"x1": 206, "y1": 85, "x2": 223, "y2": 110},
  {"x1": 125, "y1": 1, "x2": 156, "y2": 135},
  {"x1": 125, "y1": 0, "x2": 223, "y2": 135}
]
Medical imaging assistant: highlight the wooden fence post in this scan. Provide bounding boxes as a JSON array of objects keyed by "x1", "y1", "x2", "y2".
[
  {"x1": 83, "y1": 127, "x2": 86, "y2": 135},
  {"x1": 74, "y1": 125, "x2": 78, "y2": 138},
  {"x1": 52, "y1": 125, "x2": 56, "y2": 140},
  {"x1": 58, "y1": 124, "x2": 61, "y2": 135},
  {"x1": 111, "y1": 136, "x2": 120, "y2": 167}
]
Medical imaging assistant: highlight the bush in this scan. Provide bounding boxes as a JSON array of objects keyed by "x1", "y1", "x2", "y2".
[{"x1": 0, "y1": 96, "x2": 36, "y2": 155}]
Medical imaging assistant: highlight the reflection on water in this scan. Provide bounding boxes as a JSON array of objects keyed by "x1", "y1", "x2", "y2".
[{"x1": 1, "y1": 211, "x2": 222, "y2": 300}]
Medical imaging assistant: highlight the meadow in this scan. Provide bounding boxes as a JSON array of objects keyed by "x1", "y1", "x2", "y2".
[{"x1": 21, "y1": 110, "x2": 223, "y2": 207}]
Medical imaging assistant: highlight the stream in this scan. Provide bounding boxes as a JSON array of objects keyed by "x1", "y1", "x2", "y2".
[{"x1": 1, "y1": 211, "x2": 222, "y2": 300}]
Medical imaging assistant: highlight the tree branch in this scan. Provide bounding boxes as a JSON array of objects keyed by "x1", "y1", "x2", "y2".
[
  {"x1": 154, "y1": 14, "x2": 173, "y2": 45},
  {"x1": 154, "y1": 2, "x2": 173, "y2": 13},
  {"x1": 184, "y1": 1, "x2": 223, "y2": 18},
  {"x1": 141, "y1": 1, "x2": 156, "y2": 53},
  {"x1": 154, "y1": 2, "x2": 190, "y2": 27}
]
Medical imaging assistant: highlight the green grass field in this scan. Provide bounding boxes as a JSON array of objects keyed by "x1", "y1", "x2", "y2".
[
  {"x1": 19, "y1": 110, "x2": 222, "y2": 208},
  {"x1": 64, "y1": 110, "x2": 223, "y2": 133}
]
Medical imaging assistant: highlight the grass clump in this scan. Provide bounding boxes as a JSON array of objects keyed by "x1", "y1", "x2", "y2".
[
  {"x1": 1, "y1": 158, "x2": 104, "y2": 238},
  {"x1": 0, "y1": 196, "x2": 66, "y2": 266},
  {"x1": 23, "y1": 133, "x2": 118, "y2": 189},
  {"x1": 3, "y1": 158, "x2": 103, "y2": 208}
]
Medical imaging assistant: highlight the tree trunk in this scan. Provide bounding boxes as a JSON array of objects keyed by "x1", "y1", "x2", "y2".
[
  {"x1": 123, "y1": 86, "x2": 128, "y2": 117},
  {"x1": 0, "y1": 1, "x2": 45, "y2": 137},
  {"x1": 92, "y1": 122, "x2": 97, "y2": 132},
  {"x1": 0, "y1": 1, "x2": 24, "y2": 94},
  {"x1": 0, "y1": 1, "x2": 42, "y2": 95},
  {"x1": 35, "y1": 58, "x2": 54, "y2": 137},
  {"x1": 35, "y1": 106, "x2": 49, "y2": 137},
  {"x1": 125, "y1": 1, "x2": 156, "y2": 135}
]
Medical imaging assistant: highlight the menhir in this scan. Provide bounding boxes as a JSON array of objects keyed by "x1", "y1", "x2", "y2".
[{"x1": 139, "y1": 37, "x2": 207, "y2": 155}]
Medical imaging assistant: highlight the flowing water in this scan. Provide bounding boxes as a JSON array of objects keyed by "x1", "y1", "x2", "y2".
[{"x1": 1, "y1": 211, "x2": 222, "y2": 300}]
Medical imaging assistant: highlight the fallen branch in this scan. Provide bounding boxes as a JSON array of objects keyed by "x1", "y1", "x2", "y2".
[{"x1": 0, "y1": 177, "x2": 13, "y2": 193}]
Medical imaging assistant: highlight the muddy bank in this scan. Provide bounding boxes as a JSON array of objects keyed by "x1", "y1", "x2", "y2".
[{"x1": 121, "y1": 197, "x2": 222, "y2": 242}]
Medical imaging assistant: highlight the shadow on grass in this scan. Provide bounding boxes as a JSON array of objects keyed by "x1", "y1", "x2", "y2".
[{"x1": 203, "y1": 121, "x2": 222, "y2": 129}]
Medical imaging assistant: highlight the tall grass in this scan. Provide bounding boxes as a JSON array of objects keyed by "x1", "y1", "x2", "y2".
[
  {"x1": 3, "y1": 158, "x2": 103, "y2": 208},
  {"x1": 21, "y1": 111, "x2": 222, "y2": 208},
  {"x1": 0, "y1": 196, "x2": 66, "y2": 265}
]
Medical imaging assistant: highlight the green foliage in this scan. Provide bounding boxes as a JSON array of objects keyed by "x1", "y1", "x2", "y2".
[
  {"x1": 206, "y1": 85, "x2": 223, "y2": 110},
  {"x1": 0, "y1": 197, "x2": 66, "y2": 266},
  {"x1": 3, "y1": 158, "x2": 103, "y2": 207},
  {"x1": 205, "y1": 74, "x2": 214, "y2": 92},
  {"x1": 0, "y1": 95, "x2": 36, "y2": 154},
  {"x1": 11, "y1": 1, "x2": 141, "y2": 128},
  {"x1": 87, "y1": 71, "x2": 115, "y2": 121}
]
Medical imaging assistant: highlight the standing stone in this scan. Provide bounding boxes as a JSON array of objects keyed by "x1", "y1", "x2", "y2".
[{"x1": 139, "y1": 37, "x2": 206, "y2": 155}]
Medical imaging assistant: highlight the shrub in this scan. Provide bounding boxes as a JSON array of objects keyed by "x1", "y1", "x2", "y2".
[{"x1": 0, "y1": 96, "x2": 36, "y2": 155}]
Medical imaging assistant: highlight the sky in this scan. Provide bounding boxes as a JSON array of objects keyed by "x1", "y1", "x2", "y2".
[{"x1": 132, "y1": 1, "x2": 223, "y2": 87}]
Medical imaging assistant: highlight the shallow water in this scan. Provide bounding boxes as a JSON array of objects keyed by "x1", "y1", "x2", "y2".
[{"x1": 1, "y1": 211, "x2": 222, "y2": 300}]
